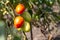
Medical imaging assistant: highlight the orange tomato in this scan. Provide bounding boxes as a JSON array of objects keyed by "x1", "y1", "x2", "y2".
[
  {"x1": 14, "y1": 16, "x2": 24, "y2": 28},
  {"x1": 15, "y1": 4, "x2": 25, "y2": 14}
]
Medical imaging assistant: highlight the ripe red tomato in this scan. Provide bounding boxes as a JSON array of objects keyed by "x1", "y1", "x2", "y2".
[
  {"x1": 14, "y1": 16, "x2": 24, "y2": 28},
  {"x1": 15, "y1": 4, "x2": 25, "y2": 14}
]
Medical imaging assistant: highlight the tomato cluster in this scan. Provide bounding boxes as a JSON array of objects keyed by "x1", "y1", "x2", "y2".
[{"x1": 14, "y1": 4, "x2": 30, "y2": 32}]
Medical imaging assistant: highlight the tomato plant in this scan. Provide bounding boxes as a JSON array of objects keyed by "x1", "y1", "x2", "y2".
[
  {"x1": 15, "y1": 4, "x2": 25, "y2": 14},
  {"x1": 0, "y1": 0, "x2": 60, "y2": 40}
]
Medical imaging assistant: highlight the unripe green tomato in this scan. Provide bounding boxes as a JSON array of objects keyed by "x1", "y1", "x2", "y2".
[
  {"x1": 0, "y1": 20, "x2": 5, "y2": 27},
  {"x1": 21, "y1": 12, "x2": 31, "y2": 22},
  {"x1": 45, "y1": 0, "x2": 55, "y2": 7}
]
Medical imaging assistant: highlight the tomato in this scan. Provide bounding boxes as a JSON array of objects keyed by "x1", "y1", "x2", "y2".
[
  {"x1": 22, "y1": 21, "x2": 30, "y2": 32},
  {"x1": 45, "y1": 0, "x2": 55, "y2": 7},
  {"x1": 15, "y1": 4, "x2": 25, "y2": 14},
  {"x1": 21, "y1": 12, "x2": 31, "y2": 22},
  {"x1": 14, "y1": 16, "x2": 24, "y2": 28}
]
